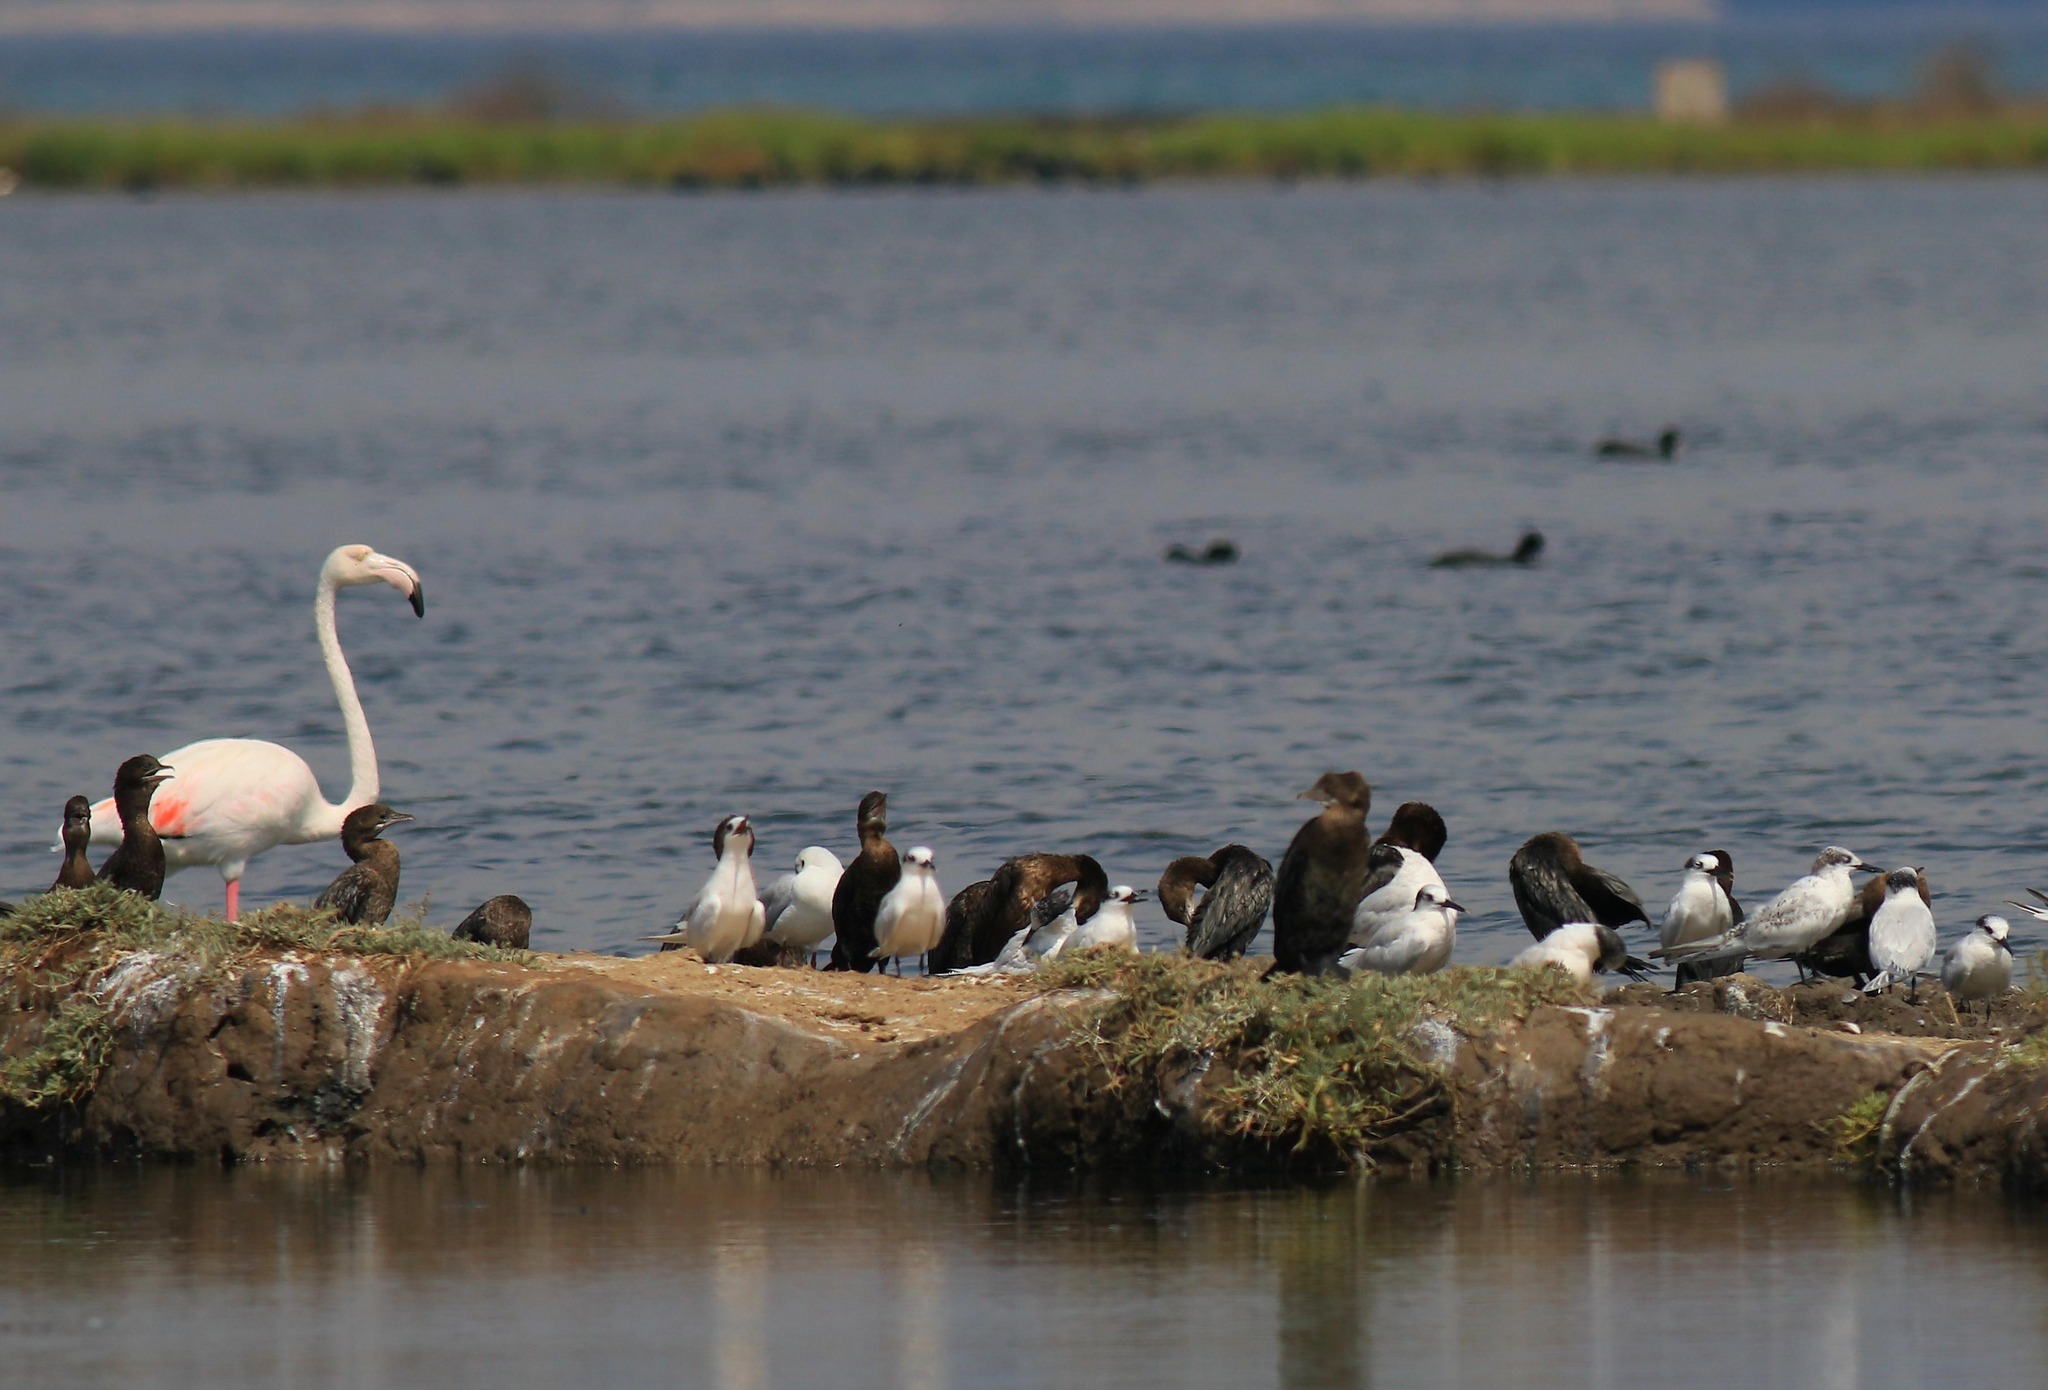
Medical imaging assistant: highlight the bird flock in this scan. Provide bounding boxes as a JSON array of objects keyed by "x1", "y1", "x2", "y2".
[{"x1": 0, "y1": 543, "x2": 2028, "y2": 1017}]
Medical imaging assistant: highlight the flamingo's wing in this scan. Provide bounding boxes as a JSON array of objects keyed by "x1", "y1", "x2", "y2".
[{"x1": 88, "y1": 738, "x2": 321, "y2": 849}]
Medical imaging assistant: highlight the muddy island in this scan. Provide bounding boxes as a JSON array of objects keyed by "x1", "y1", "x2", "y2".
[{"x1": 4, "y1": 885, "x2": 2046, "y2": 1190}]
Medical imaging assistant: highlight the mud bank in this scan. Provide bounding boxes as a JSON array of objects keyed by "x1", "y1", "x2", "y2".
[{"x1": 4, "y1": 920, "x2": 2047, "y2": 1188}]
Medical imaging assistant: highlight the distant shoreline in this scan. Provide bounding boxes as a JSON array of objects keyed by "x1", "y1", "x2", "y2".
[{"x1": 8, "y1": 107, "x2": 2048, "y2": 190}]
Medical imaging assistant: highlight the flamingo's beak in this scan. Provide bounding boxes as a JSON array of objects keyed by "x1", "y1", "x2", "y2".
[{"x1": 408, "y1": 584, "x2": 426, "y2": 618}]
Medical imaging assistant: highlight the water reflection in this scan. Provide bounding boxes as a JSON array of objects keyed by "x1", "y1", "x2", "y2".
[{"x1": 0, "y1": 1167, "x2": 2041, "y2": 1389}]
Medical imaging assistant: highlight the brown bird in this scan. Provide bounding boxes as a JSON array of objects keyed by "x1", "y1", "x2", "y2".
[
  {"x1": 931, "y1": 853, "x2": 1111, "y2": 972},
  {"x1": 314, "y1": 803, "x2": 413, "y2": 925},
  {"x1": 1160, "y1": 845, "x2": 1273, "y2": 960},
  {"x1": 452, "y1": 894, "x2": 532, "y2": 949},
  {"x1": 98, "y1": 755, "x2": 173, "y2": 899},
  {"x1": 1271, "y1": 771, "x2": 1374, "y2": 974},
  {"x1": 52, "y1": 795, "x2": 97, "y2": 891},
  {"x1": 828, "y1": 791, "x2": 898, "y2": 972}
]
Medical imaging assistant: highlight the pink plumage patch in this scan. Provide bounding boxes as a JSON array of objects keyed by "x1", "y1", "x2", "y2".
[{"x1": 152, "y1": 796, "x2": 191, "y2": 838}]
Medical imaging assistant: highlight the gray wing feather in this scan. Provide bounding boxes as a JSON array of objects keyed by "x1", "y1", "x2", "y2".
[{"x1": 1187, "y1": 857, "x2": 1274, "y2": 960}]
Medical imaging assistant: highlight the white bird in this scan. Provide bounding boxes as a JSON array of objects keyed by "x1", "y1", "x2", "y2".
[
  {"x1": 1661, "y1": 851, "x2": 1741, "y2": 953},
  {"x1": 645, "y1": 815, "x2": 765, "y2": 963},
  {"x1": 871, "y1": 846, "x2": 946, "y2": 974},
  {"x1": 760, "y1": 846, "x2": 843, "y2": 966},
  {"x1": 1340, "y1": 884, "x2": 1462, "y2": 977},
  {"x1": 85, "y1": 544, "x2": 424, "y2": 921},
  {"x1": 1510, "y1": 921, "x2": 1606, "y2": 983},
  {"x1": 1944, "y1": 914, "x2": 2014, "y2": 1018},
  {"x1": 1865, "y1": 866, "x2": 1937, "y2": 999},
  {"x1": 1066, "y1": 885, "x2": 1145, "y2": 953},
  {"x1": 1655, "y1": 846, "x2": 1880, "y2": 979},
  {"x1": 1349, "y1": 845, "x2": 1448, "y2": 947}
]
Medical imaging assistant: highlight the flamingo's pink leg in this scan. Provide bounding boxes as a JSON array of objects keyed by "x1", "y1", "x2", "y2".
[{"x1": 225, "y1": 879, "x2": 240, "y2": 923}]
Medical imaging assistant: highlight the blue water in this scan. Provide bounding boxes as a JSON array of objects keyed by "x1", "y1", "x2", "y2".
[
  {"x1": 4, "y1": 13, "x2": 2048, "y2": 117},
  {"x1": 3, "y1": 176, "x2": 2048, "y2": 970}
]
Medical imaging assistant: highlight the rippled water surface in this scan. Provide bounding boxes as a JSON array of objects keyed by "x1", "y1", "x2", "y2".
[
  {"x1": 4, "y1": 178, "x2": 2048, "y2": 966},
  {"x1": 0, "y1": 1167, "x2": 2043, "y2": 1389}
]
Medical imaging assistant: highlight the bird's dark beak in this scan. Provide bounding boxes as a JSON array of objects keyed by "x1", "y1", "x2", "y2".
[
  {"x1": 409, "y1": 584, "x2": 426, "y2": 618},
  {"x1": 1856, "y1": 861, "x2": 1882, "y2": 874},
  {"x1": 1131, "y1": 890, "x2": 1152, "y2": 902},
  {"x1": 385, "y1": 812, "x2": 415, "y2": 828},
  {"x1": 1441, "y1": 898, "x2": 1467, "y2": 913},
  {"x1": 1295, "y1": 787, "x2": 1322, "y2": 803}
]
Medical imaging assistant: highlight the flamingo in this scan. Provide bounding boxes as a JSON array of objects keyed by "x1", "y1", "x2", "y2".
[{"x1": 85, "y1": 544, "x2": 425, "y2": 920}]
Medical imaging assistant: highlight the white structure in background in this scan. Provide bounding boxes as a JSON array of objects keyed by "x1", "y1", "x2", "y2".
[{"x1": 1656, "y1": 59, "x2": 1729, "y2": 124}]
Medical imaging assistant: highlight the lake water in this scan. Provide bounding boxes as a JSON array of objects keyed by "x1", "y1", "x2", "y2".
[
  {"x1": 5, "y1": 14, "x2": 2048, "y2": 118},
  {"x1": 4, "y1": 176, "x2": 2048, "y2": 971},
  {"x1": 0, "y1": 1166, "x2": 2042, "y2": 1389}
]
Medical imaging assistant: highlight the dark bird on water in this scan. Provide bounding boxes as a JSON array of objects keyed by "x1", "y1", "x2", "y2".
[
  {"x1": 1164, "y1": 538, "x2": 1240, "y2": 566},
  {"x1": 829, "y1": 791, "x2": 898, "y2": 972},
  {"x1": 1160, "y1": 844, "x2": 1274, "y2": 960},
  {"x1": 1429, "y1": 531, "x2": 1544, "y2": 569},
  {"x1": 1272, "y1": 771, "x2": 1374, "y2": 975},
  {"x1": 98, "y1": 755, "x2": 173, "y2": 900},
  {"x1": 314, "y1": 802, "x2": 413, "y2": 925},
  {"x1": 454, "y1": 894, "x2": 532, "y2": 950},
  {"x1": 1798, "y1": 866, "x2": 1924, "y2": 985},
  {"x1": 1594, "y1": 426, "x2": 1682, "y2": 461},
  {"x1": 931, "y1": 853, "x2": 1110, "y2": 972},
  {"x1": 1508, "y1": 832, "x2": 1655, "y2": 981}
]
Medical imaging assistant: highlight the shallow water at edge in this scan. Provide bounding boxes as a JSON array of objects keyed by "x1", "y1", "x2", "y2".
[{"x1": 0, "y1": 1166, "x2": 2041, "y2": 1390}]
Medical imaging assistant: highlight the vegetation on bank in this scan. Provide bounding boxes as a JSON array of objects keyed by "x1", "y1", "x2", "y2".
[
  {"x1": 8, "y1": 106, "x2": 2048, "y2": 192},
  {"x1": 1038, "y1": 951, "x2": 1590, "y2": 1165},
  {"x1": 0, "y1": 884, "x2": 528, "y2": 1109}
]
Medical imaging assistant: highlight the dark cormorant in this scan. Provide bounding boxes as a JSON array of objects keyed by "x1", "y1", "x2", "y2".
[
  {"x1": 1159, "y1": 844, "x2": 1274, "y2": 960},
  {"x1": 453, "y1": 894, "x2": 532, "y2": 950},
  {"x1": 1271, "y1": 771, "x2": 1373, "y2": 975},
  {"x1": 1508, "y1": 832, "x2": 1654, "y2": 981},
  {"x1": 314, "y1": 803, "x2": 413, "y2": 925},
  {"x1": 1373, "y1": 802, "x2": 1447, "y2": 861},
  {"x1": 828, "y1": 791, "x2": 898, "y2": 972},
  {"x1": 931, "y1": 853, "x2": 1110, "y2": 972},
  {"x1": 1164, "y1": 539, "x2": 1240, "y2": 565},
  {"x1": 1594, "y1": 426, "x2": 1681, "y2": 461},
  {"x1": 1429, "y1": 531, "x2": 1544, "y2": 569},
  {"x1": 52, "y1": 796, "x2": 97, "y2": 891},
  {"x1": 98, "y1": 755, "x2": 173, "y2": 900}
]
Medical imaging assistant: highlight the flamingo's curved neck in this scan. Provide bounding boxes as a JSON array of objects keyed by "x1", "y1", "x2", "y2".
[{"x1": 311, "y1": 575, "x2": 378, "y2": 836}]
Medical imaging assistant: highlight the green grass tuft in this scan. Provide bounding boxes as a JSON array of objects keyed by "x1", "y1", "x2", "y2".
[
  {"x1": 0, "y1": 991, "x2": 115, "y2": 1110},
  {"x1": 8, "y1": 108, "x2": 2048, "y2": 192},
  {"x1": 1820, "y1": 1088, "x2": 1893, "y2": 1167},
  {"x1": 1034, "y1": 951, "x2": 1589, "y2": 1162}
]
